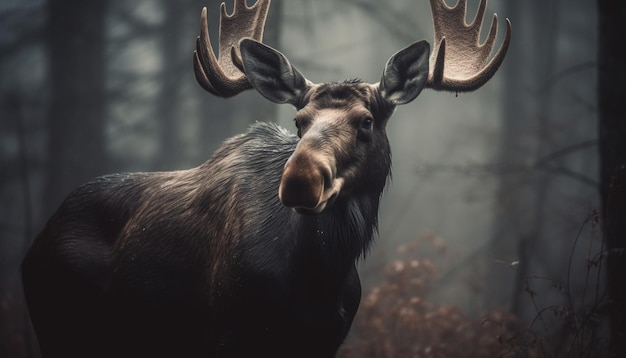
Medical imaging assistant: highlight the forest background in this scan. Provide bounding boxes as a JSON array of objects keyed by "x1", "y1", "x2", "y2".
[{"x1": 1, "y1": 0, "x2": 622, "y2": 356}]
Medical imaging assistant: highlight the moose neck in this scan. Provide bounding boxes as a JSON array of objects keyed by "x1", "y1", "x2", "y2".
[
  {"x1": 296, "y1": 191, "x2": 381, "y2": 267},
  {"x1": 282, "y1": 190, "x2": 381, "y2": 310}
]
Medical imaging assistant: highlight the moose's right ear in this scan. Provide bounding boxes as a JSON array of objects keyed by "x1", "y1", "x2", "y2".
[
  {"x1": 379, "y1": 40, "x2": 430, "y2": 105},
  {"x1": 240, "y1": 38, "x2": 310, "y2": 106}
]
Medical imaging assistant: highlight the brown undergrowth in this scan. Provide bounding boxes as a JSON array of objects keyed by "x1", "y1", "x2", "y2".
[
  {"x1": 338, "y1": 211, "x2": 608, "y2": 357},
  {"x1": 338, "y1": 239, "x2": 525, "y2": 358}
]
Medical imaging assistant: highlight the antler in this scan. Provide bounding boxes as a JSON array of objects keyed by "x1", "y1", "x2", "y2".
[
  {"x1": 426, "y1": 0, "x2": 511, "y2": 92},
  {"x1": 193, "y1": 0, "x2": 271, "y2": 97}
]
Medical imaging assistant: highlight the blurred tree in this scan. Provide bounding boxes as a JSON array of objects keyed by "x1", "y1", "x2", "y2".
[
  {"x1": 156, "y1": 0, "x2": 187, "y2": 170},
  {"x1": 597, "y1": 1, "x2": 626, "y2": 356},
  {"x1": 486, "y1": 0, "x2": 552, "y2": 314},
  {"x1": 44, "y1": 0, "x2": 108, "y2": 214}
]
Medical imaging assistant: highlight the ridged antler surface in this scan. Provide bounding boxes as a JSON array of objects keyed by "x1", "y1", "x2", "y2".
[
  {"x1": 193, "y1": 0, "x2": 271, "y2": 97},
  {"x1": 426, "y1": 0, "x2": 511, "y2": 91}
]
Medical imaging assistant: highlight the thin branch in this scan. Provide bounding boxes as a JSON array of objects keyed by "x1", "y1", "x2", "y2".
[
  {"x1": 539, "y1": 62, "x2": 597, "y2": 93},
  {"x1": 413, "y1": 140, "x2": 599, "y2": 188},
  {"x1": 539, "y1": 164, "x2": 599, "y2": 189},
  {"x1": 534, "y1": 140, "x2": 598, "y2": 167}
]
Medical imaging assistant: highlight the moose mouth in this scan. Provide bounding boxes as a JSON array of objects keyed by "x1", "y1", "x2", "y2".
[{"x1": 292, "y1": 191, "x2": 339, "y2": 215}]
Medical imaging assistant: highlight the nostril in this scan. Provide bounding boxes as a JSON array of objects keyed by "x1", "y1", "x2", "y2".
[{"x1": 321, "y1": 167, "x2": 333, "y2": 190}]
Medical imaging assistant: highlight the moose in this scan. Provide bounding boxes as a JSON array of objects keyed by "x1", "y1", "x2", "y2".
[{"x1": 22, "y1": 0, "x2": 510, "y2": 357}]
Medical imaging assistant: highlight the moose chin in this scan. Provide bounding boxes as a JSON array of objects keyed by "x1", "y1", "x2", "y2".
[{"x1": 22, "y1": 0, "x2": 510, "y2": 357}]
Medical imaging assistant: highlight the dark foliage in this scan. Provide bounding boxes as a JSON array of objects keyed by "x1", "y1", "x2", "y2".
[
  {"x1": 338, "y1": 240, "x2": 523, "y2": 358},
  {"x1": 338, "y1": 217, "x2": 608, "y2": 358}
]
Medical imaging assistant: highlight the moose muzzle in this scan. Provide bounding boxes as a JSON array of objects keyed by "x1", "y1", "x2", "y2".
[{"x1": 279, "y1": 142, "x2": 343, "y2": 215}]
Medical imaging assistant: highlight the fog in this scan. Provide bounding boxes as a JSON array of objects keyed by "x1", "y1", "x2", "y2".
[{"x1": 0, "y1": 0, "x2": 603, "y2": 356}]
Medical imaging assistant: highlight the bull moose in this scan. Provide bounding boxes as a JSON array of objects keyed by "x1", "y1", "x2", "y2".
[{"x1": 22, "y1": 0, "x2": 510, "y2": 357}]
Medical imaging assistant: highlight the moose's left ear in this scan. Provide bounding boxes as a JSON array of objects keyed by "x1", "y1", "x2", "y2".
[{"x1": 379, "y1": 40, "x2": 430, "y2": 105}]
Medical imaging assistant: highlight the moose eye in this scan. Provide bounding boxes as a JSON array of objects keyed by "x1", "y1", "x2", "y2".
[
  {"x1": 357, "y1": 117, "x2": 374, "y2": 142},
  {"x1": 294, "y1": 119, "x2": 302, "y2": 137},
  {"x1": 361, "y1": 117, "x2": 373, "y2": 131}
]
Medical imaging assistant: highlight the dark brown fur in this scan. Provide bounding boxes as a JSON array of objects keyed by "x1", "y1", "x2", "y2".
[
  {"x1": 22, "y1": 115, "x2": 390, "y2": 357},
  {"x1": 24, "y1": 35, "x2": 433, "y2": 357}
]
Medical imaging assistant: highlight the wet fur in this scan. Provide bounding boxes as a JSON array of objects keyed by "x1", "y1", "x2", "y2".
[{"x1": 22, "y1": 120, "x2": 391, "y2": 358}]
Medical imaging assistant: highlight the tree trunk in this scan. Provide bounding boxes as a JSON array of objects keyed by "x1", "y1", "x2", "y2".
[
  {"x1": 155, "y1": 0, "x2": 185, "y2": 170},
  {"x1": 597, "y1": 1, "x2": 626, "y2": 356},
  {"x1": 486, "y1": 0, "x2": 555, "y2": 315},
  {"x1": 44, "y1": 0, "x2": 108, "y2": 214}
]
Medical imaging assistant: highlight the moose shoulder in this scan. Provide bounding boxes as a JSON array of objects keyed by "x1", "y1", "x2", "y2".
[{"x1": 22, "y1": 0, "x2": 510, "y2": 357}]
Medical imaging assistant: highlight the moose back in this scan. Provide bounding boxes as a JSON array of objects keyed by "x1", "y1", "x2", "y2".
[{"x1": 22, "y1": 0, "x2": 510, "y2": 357}]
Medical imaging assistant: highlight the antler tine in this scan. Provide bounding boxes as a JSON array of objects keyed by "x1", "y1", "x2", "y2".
[
  {"x1": 426, "y1": 0, "x2": 511, "y2": 92},
  {"x1": 193, "y1": 0, "x2": 271, "y2": 98}
]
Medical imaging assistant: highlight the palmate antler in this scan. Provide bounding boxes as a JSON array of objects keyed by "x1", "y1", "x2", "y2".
[
  {"x1": 194, "y1": 0, "x2": 510, "y2": 98},
  {"x1": 426, "y1": 0, "x2": 511, "y2": 91},
  {"x1": 193, "y1": 0, "x2": 270, "y2": 97}
]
